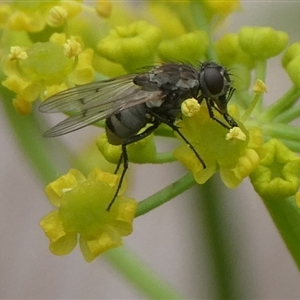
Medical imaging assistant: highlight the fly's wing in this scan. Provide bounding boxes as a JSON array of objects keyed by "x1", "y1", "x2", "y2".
[{"x1": 39, "y1": 74, "x2": 163, "y2": 137}]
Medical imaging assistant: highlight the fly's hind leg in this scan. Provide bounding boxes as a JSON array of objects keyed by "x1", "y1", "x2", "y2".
[{"x1": 107, "y1": 121, "x2": 161, "y2": 211}]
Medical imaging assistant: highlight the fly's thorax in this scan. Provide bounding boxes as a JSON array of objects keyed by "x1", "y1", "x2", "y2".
[
  {"x1": 105, "y1": 104, "x2": 148, "y2": 145},
  {"x1": 134, "y1": 63, "x2": 200, "y2": 95}
]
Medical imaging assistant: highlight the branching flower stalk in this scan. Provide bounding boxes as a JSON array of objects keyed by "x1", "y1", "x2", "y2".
[{"x1": 1, "y1": 0, "x2": 300, "y2": 298}]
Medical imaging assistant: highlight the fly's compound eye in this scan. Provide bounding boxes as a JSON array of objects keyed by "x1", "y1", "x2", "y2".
[{"x1": 200, "y1": 66, "x2": 228, "y2": 98}]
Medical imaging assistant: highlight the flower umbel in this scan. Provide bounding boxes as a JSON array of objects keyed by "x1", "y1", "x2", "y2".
[
  {"x1": 174, "y1": 100, "x2": 263, "y2": 188},
  {"x1": 2, "y1": 0, "x2": 300, "y2": 276},
  {"x1": 40, "y1": 168, "x2": 137, "y2": 262}
]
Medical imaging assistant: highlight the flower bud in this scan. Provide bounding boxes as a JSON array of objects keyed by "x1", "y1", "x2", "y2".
[
  {"x1": 238, "y1": 27, "x2": 289, "y2": 60},
  {"x1": 250, "y1": 139, "x2": 300, "y2": 200},
  {"x1": 158, "y1": 30, "x2": 209, "y2": 64},
  {"x1": 97, "y1": 21, "x2": 161, "y2": 72}
]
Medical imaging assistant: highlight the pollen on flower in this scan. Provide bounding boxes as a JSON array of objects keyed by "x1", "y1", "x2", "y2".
[
  {"x1": 174, "y1": 104, "x2": 263, "y2": 188},
  {"x1": 9, "y1": 46, "x2": 28, "y2": 60},
  {"x1": 226, "y1": 127, "x2": 246, "y2": 141},
  {"x1": 47, "y1": 6, "x2": 68, "y2": 27},
  {"x1": 181, "y1": 98, "x2": 201, "y2": 117},
  {"x1": 64, "y1": 37, "x2": 82, "y2": 58},
  {"x1": 40, "y1": 168, "x2": 137, "y2": 262},
  {"x1": 253, "y1": 79, "x2": 267, "y2": 94}
]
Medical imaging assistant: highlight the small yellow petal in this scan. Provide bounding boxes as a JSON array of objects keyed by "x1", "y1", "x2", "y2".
[
  {"x1": 45, "y1": 169, "x2": 86, "y2": 207},
  {"x1": 80, "y1": 229, "x2": 122, "y2": 262},
  {"x1": 39, "y1": 211, "x2": 77, "y2": 256}
]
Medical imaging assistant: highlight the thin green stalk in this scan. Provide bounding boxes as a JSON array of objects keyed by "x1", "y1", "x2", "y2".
[
  {"x1": 190, "y1": 0, "x2": 218, "y2": 61},
  {"x1": 105, "y1": 247, "x2": 183, "y2": 300},
  {"x1": 151, "y1": 151, "x2": 176, "y2": 163},
  {"x1": 262, "y1": 195, "x2": 300, "y2": 270},
  {"x1": 254, "y1": 60, "x2": 267, "y2": 113},
  {"x1": 279, "y1": 139, "x2": 300, "y2": 153},
  {"x1": 0, "y1": 89, "x2": 58, "y2": 183},
  {"x1": 263, "y1": 123, "x2": 300, "y2": 142},
  {"x1": 260, "y1": 85, "x2": 300, "y2": 122},
  {"x1": 199, "y1": 178, "x2": 244, "y2": 299},
  {"x1": 241, "y1": 93, "x2": 263, "y2": 122},
  {"x1": 136, "y1": 172, "x2": 196, "y2": 217},
  {"x1": 272, "y1": 105, "x2": 300, "y2": 123}
]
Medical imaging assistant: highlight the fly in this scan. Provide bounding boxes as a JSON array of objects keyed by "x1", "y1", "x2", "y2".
[{"x1": 39, "y1": 62, "x2": 237, "y2": 211}]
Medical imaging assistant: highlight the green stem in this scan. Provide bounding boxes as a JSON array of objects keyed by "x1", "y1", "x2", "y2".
[
  {"x1": 260, "y1": 85, "x2": 300, "y2": 122},
  {"x1": 0, "y1": 89, "x2": 59, "y2": 183},
  {"x1": 262, "y1": 123, "x2": 300, "y2": 142},
  {"x1": 151, "y1": 151, "x2": 176, "y2": 163},
  {"x1": 254, "y1": 60, "x2": 267, "y2": 112},
  {"x1": 105, "y1": 247, "x2": 183, "y2": 300},
  {"x1": 255, "y1": 59, "x2": 267, "y2": 82},
  {"x1": 136, "y1": 172, "x2": 196, "y2": 217},
  {"x1": 241, "y1": 93, "x2": 262, "y2": 122},
  {"x1": 278, "y1": 139, "x2": 300, "y2": 153},
  {"x1": 190, "y1": 0, "x2": 217, "y2": 61},
  {"x1": 262, "y1": 195, "x2": 300, "y2": 269},
  {"x1": 199, "y1": 178, "x2": 244, "y2": 299},
  {"x1": 272, "y1": 105, "x2": 300, "y2": 123}
]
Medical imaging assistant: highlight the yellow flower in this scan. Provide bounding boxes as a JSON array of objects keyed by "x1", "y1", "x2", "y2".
[
  {"x1": 40, "y1": 168, "x2": 137, "y2": 262},
  {"x1": 47, "y1": 6, "x2": 68, "y2": 27},
  {"x1": 174, "y1": 100, "x2": 264, "y2": 188},
  {"x1": 4, "y1": 1, "x2": 81, "y2": 32},
  {"x1": 96, "y1": 131, "x2": 157, "y2": 164},
  {"x1": 250, "y1": 139, "x2": 300, "y2": 200},
  {"x1": 2, "y1": 33, "x2": 95, "y2": 113}
]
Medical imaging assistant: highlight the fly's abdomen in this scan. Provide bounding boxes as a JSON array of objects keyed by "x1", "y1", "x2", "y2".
[{"x1": 105, "y1": 104, "x2": 148, "y2": 145}]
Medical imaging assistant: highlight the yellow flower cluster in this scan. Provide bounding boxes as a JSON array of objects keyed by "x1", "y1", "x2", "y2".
[
  {"x1": 40, "y1": 168, "x2": 137, "y2": 262},
  {"x1": 2, "y1": 33, "x2": 94, "y2": 114},
  {"x1": 175, "y1": 100, "x2": 264, "y2": 188},
  {"x1": 2, "y1": 0, "x2": 300, "y2": 262}
]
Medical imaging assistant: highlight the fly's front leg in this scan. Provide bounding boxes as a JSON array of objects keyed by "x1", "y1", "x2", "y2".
[
  {"x1": 148, "y1": 110, "x2": 206, "y2": 169},
  {"x1": 107, "y1": 120, "x2": 161, "y2": 211},
  {"x1": 205, "y1": 98, "x2": 232, "y2": 130}
]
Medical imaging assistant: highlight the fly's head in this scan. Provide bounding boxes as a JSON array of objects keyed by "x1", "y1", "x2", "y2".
[
  {"x1": 198, "y1": 62, "x2": 237, "y2": 128},
  {"x1": 198, "y1": 62, "x2": 232, "y2": 100}
]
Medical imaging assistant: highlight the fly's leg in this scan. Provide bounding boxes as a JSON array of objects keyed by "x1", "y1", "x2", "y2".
[
  {"x1": 205, "y1": 98, "x2": 238, "y2": 129},
  {"x1": 107, "y1": 120, "x2": 161, "y2": 211},
  {"x1": 173, "y1": 125, "x2": 206, "y2": 169},
  {"x1": 148, "y1": 111, "x2": 206, "y2": 169},
  {"x1": 206, "y1": 98, "x2": 230, "y2": 129},
  {"x1": 114, "y1": 152, "x2": 124, "y2": 174}
]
